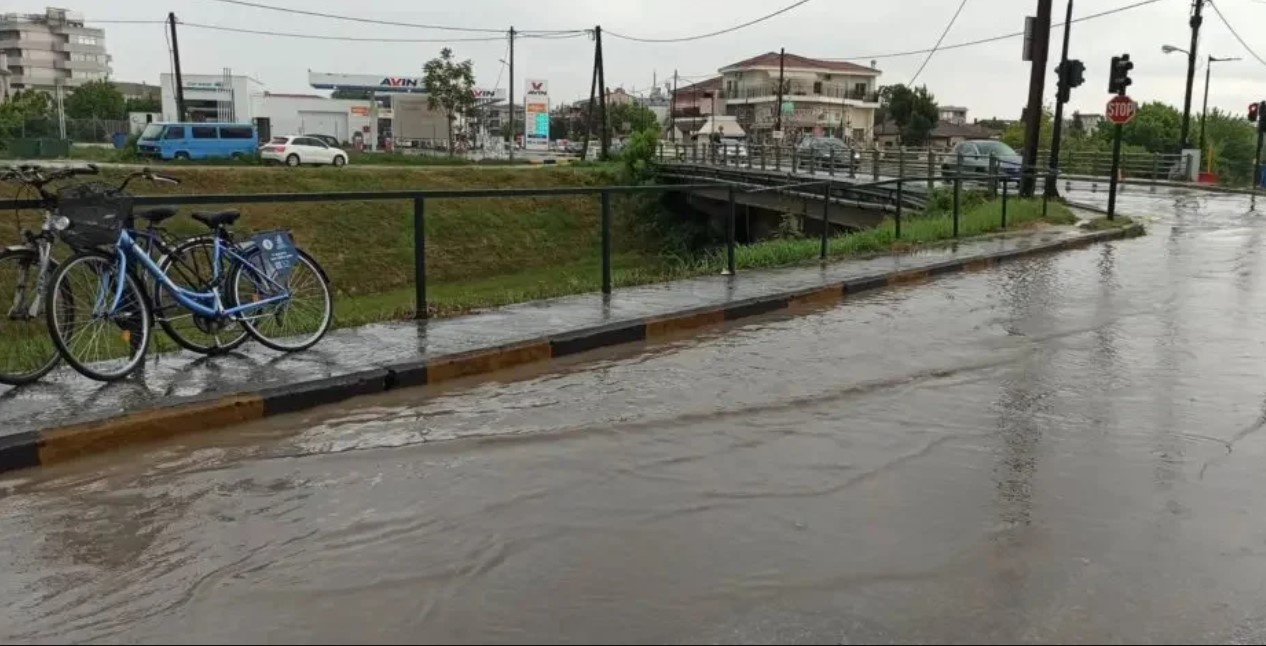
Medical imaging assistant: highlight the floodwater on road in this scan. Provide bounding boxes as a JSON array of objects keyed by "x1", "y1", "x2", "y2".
[{"x1": 5, "y1": 189, "x2": 1266, "y2": 644}]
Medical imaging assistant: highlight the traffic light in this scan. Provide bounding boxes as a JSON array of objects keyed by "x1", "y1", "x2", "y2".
[
  {"x1": 1108, "y1": 54, "x2": 1134, "y2": 95},
  {"x1": 1253, "y1": 101, "x2": 1266, "y2": 134},
  {"x1": 1250, "y1": 102, "x2": 1260, "y2": 123},
  {"x1": 1055, "y1": 59, "x2": 1086, "y2": 104}
]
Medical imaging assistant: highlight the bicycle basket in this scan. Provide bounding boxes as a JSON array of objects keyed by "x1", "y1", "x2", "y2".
[{"x1": 56, "y1": 182, "x2": 132, "y2": 250}]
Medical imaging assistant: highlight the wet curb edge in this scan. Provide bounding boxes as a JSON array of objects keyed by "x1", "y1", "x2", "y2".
[{"x1": 0, "y1": 224, "x2": 1144, "y2": 475}]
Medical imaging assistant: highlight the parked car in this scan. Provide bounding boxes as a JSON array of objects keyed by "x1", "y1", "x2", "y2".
[
  {"x1": 795, "y1": 136, "x2": 858, "y2": 169},
  {"x1": 941, "y1": 140, "x2": 1022, "y2": 179},
  {"x1": 307, "y1": 133, "x2": 342, "y2": 148},
  {"x1": 136, "y1": 122, "x2": 258, "y2": 161},
  {"x1": 260, "y1": 135, "x2": 349, "y2": 167},
  {"x1": 565, "y1": 140, "x2": 587, "y2": 154}
]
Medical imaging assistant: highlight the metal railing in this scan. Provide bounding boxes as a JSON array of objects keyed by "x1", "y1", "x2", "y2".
[
  {"x1": 0, "y1": 183, "x2": 724, "y2": 320},
  {"x1": 659, "y1": 141, "x2": 1197, "y2": 188}
]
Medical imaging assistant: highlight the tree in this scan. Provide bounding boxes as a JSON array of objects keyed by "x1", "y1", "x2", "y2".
[
  {"x1": 64, "y1": 80, "x2": 125, "y2": 120},
  {"x1": 124, "y1": 96, "x2": 160, "y2": 114},
  {"x1": 1201, "y1": 108, "x2": 1259, "y2": 186},
  {"x1": 606, "y1": 102, "x2": 659, "y2": 140},
  {"x1": 422, "y1": 48, "x2": 476, "y2": 154},
  {"x1": 880, "y1": 84, "x2": 939, "y2": 146},
  {"x1": 0, "y1": 89, "x2": 54, "y2": 137},
  {"x1": 1095, "y1": 101, "x2": 1182, "y2": 154}
]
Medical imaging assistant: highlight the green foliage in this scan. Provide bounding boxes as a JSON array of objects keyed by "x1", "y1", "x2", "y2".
[
  {"x1": 607, "y1": 102, "x2": 660, "y2": 140},
  {"x1": 64, "y1": 80, "x2": 125, "y2": 120},
  {"x1": 617, "y1": 128, "x2": 659, "y2": 182},
  {"x1": 1200, "y1": 108, "x2": 1259, "y2": 186},
  {"x1": 123, "y1": 96, "x2": 161, "y2": 114},
  {"x1": 1095, "y1": 101, "x2": 1182, "y2": 154},
  {"x1": 422, "y1": 48, "x2": 476, "y2": 154},
  {"x1": 0, "y1": 90, "x2": 51, "y2": 128},
  {"x1": 880, "y1": 84, "x2": 939, "y2": 146}
]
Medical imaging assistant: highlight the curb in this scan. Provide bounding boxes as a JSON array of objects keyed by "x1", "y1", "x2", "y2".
[{"x1": 0, "y1": 224, "x2": 1144, "y2": 475}]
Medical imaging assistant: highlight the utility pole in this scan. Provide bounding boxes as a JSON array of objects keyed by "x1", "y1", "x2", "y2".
[
  {"x1": 1180, "y1": 0, "x2": 1203, "y2": 150},
  {"x1": 774, "y1": 48, "x2": 786, "y2": 137},
  {"x1": 595, "y1": 25, "x2": 608, "y2": 159},
  {"x1": 1020, "y1": 0, "x2": 1052, "y2": 196},
  {"x1": 168, "y1": 12, "x2": 186, "y2": 121},
  {"x1": 508, "y1": 27, "x2": 515, "y2": 160},
  {"x1": 1046, "y1": 0, "x2": 1074, "y2": 198},
  {"x1": 583, "y1": 37, "x2": 598, "y2": 161},
  {"x1": 670, "y1": 70, "x2": 678, "y2": 143}
]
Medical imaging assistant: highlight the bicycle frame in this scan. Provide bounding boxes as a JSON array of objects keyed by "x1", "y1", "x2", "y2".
[{"x1": 104, "y1": 228, "x2": 290, "y2": 319}]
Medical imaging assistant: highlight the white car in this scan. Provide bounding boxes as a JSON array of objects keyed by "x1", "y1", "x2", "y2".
[{"x1": 260, "y1": 135, "x2": 349, "y2": 167}]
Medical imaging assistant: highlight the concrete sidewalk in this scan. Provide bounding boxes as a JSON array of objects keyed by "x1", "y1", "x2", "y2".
[{"x1": 0, "y1": 220, "x2": 1143, "y2": 473}]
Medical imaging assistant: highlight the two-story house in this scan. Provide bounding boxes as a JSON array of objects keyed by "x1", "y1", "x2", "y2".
[{"x1": 717, "y1": 52, "x2": 881, "y2": 143}]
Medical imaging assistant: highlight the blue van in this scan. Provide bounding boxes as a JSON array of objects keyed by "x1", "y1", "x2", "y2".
[{"x1": 136, "y1": 122, "x2": 258, "y2": 161}]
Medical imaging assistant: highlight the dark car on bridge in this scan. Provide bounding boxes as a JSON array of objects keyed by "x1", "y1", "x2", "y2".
[
  {"x1": 941, "y1": 140, "x2": 1022, "y2": 180},
  {"x1": 795, "y1": 136, "x2": 859, "y2": 170}
]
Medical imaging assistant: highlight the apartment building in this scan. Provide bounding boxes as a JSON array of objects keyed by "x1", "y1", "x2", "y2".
[
  {"x1": 717, "y1": 52, "x2": 881, "y2": 143},
  {"x1": 0, "y1": 7, "x2": 110, "y2": 97}
]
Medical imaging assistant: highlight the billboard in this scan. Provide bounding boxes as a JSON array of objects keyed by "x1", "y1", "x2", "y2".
[
  {"x1": 524, "y1": 79, "x2": 549, "y2": 152},
  {"x1": 308, "y1": 71, "x2": 505, "y2": 100}
]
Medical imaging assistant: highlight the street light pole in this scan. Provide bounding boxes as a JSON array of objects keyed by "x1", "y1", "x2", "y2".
[{"x1": 1200, "y1": 55, "x2": 1240, "y2": 155}]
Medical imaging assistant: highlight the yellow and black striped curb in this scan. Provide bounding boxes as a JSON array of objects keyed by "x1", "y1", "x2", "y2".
[{"x1": 0, "y1": 224, "x2": 1144, "y2": 475}]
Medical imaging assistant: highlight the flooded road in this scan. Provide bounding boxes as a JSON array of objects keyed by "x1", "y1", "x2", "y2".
[{"x1": 6, "y1": 190, "x2": 1266, "y2": 643}]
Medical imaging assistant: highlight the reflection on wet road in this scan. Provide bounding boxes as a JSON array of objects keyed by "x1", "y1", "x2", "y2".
[{"x1": 6, "y1": 189, "x2": 1266, "y2": 643}]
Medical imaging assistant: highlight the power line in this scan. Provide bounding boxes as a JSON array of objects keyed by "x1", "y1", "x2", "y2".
[
  {"x1": 908, "y1": 0, "x2": 968, "y2": 84},
  {"x1": 604, "y1": 0, "x2": 818, "y2": 43},
  {"x1": 823, "y1": 0, "x2": 1161, "y2": 61},
  {"x1": 1208, "y1": 0, "x2": 1266, "y2": 67},
  {"x1": 180, "y1": 21, "x2": 509, "y2": 42},
  {"x1": 199, "y1": 0, "x2": 574, "y2": 34}
]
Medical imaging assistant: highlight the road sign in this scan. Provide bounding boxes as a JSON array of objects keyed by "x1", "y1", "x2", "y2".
[
  {"x1": 780, "y1": 101, "x2": 794, "y2": 115},
  {"x1": 1106, "y1": 95, "x2": 1138, "y2": 125},
  {"x1": 772, "y1": 130, "x2": 784, "y2": 140}
]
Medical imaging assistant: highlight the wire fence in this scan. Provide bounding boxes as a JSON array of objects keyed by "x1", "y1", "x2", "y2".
[{"x1": 0, "y1": 118, "x2": 131, "y2": 145}]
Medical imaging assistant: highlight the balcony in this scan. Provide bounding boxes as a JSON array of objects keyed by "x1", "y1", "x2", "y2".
[{"x1": 721, "y1": 82, "x2": 879, "y2": 105}]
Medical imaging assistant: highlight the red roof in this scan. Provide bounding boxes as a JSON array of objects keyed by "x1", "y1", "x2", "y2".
[{"x1": 721, "y1": 52, "x2": 878, "y2": 75}]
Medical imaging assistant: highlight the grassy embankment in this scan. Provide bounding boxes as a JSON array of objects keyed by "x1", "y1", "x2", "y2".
[{"x1": 0, "y1": 165, "x2": 1076, "y2": 356}]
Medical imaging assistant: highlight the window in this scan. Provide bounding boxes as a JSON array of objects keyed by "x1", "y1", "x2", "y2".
[
  {"x1": 163, "y1": 126, "x2": 186, "y2": 140},
  {"x1": 296, "y1": 137, "x2": 326, "y2": 147},
  {"x1": 219, "y1": 126, "x2": 254, "y2": 139},
  {"x1": 192, "y1": 126, "x2": 218, "y2": 139},
  {"x1": 813, "y1": 81, "x2": 822, "y2": 95},
  {"x1": 72, "y1": 35, "x2": 98, "y2": 46}
]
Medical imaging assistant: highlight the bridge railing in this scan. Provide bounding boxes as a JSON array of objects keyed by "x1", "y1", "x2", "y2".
[{"x1": 658, "y1": 141, "x2": 1195, "y2": 188}]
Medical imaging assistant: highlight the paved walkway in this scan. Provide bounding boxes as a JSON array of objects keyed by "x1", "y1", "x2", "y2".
[{"x1": 0, "y1": 220, "x2": 1127, "y2": 438}]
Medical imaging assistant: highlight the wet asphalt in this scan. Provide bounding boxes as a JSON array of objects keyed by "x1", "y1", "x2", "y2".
[{"x1": 4, "y1": 187, "x2": 1266, "y2": 643}]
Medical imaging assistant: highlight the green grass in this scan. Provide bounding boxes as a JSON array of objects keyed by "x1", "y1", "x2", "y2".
[
  {"x1": 334, "y1": 197, "x2": 1075, "y2": 322},
  {"x1": 1080, "y1": 214, "x2": 1136, "y2": 230}
]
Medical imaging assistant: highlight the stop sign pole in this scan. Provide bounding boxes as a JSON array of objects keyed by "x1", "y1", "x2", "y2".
[{"x1": 1105, "y1": 57, "x2": 1138, "y2": 220}]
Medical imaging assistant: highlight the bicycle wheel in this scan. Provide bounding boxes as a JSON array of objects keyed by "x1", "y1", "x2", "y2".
[
  {"x1": 46, "y1": 252, "x2": 151, "y2": 382},
  {"x1": 154, "y1": 235, "x2": 249, "y2": 355},
  {"x1": 231, "y1": 248, "x2": 332, "y2": 352},
  {"x1": 0, "y1": 248, "x2": 61, "y2": 385}
]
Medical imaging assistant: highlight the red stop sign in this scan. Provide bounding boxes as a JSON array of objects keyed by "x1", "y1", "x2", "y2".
[{"x1": 1106, "y1": 95, "x2": 1138, "y2": 125}]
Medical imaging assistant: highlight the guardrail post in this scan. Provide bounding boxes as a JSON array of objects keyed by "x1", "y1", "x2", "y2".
[
  {"x1": 820, "y1": 182, "x2": 830, "y2": 260},
  {"x1": 761, "y1": 144, "x2": 767, "y2": 170},
  {"x1": 792, "y1": 147, "x2": 799, "y2": 174},
  {"x1": 953, "y1": 153, "x2": 962, "y2": 239},
  {"x1": 413, "y1": 196, "x2": 427, "y2": 319},
  {"x1": 746, "y1": 145, "x2": 752, "y2": 169},
  {"x1": 872, "y1": 147, "x2": 880, "y2": 181},
  {"x1": 725, "y1": 185, "x2": 737, "y2": 275},
  {"x1": 809, "y1": 148, "x2": 817, "y2": 175},
  {"x1": 692, "y1": 142, "x2": 698, "y2": 163},
  {"x1": 927, "y1": 148, "x2": 935, "y2": 191},
  {"x1": 895, "y1": 170, "x2": 904, "y2": 241},
  {"x1": 829, "y1": 147, "x2": 836, "y2": 177},
  {"x1": 1001, "y1": 177, "x2": 1009, "y2": 229},
  {"x1": 600, "y1": 190, "x2": 613, "y2": 294}
]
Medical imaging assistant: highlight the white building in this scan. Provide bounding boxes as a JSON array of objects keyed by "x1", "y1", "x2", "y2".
[
  {"x1": 718, "y1": 52, "x2": 882, "y2": 142},
  {"x1": 160, "y1": 72, "x2": 378, "y2": 146}
]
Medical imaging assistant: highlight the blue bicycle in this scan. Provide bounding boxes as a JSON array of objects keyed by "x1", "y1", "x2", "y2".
[{"x1": 44, "y1": 177, "x2": 333, "y2": 381}]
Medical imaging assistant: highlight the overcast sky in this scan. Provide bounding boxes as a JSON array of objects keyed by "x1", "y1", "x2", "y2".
[{"x1": 17, "y1": 0, "x2": 1266, "y2": 120}]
